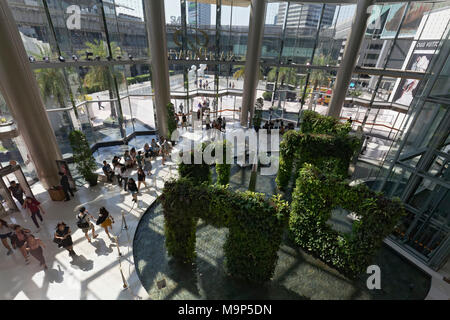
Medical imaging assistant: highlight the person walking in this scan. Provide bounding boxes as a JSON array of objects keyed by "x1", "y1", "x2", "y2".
[
  {"x1": 130, "y1": 148, "x2": 137, "y2": 166},
  {"x1": 181, "y1": 113, "x2": 187, "y2": 131},
  {"x1": 151, "y1": 139, "x2": 160, "y2": 157},
  {"x1": 144, "y1": 143, "x2": 151, "y2": 158},
  {"x1": 123, "y1": 150, "x2": 132, "y2": 167},
  {"x1": 8, "y1": 181, "x2": 25, "y2": 207},
  {"x1": 137, "y1": 167, "x2": 147, "y2": 191},
  {"x1": 143, "y1": 153, "x2": 152, "y2": 177},
  {"x1": 11, "y1": 225, "x2": 31, "y2": 264},
  {"x1": 23, "y1": 197, "x2": 45, "y2": 232},
  {"x1": 160, "y1": 137, "x2": 171, "y2": 165},
  {"x1": 25, "y1": 234, "x2": 47, "y2": 270},
  {"x1": 127, "y1": 178, "x2": 139, "y2": 203},
  {"x1": 206, "y1": 113, "x2": 211, "y2": 130},
  {"x1": 121, "y1": 165, "x2": 130, "y2": 191},
  {"x1": 96, "y1": 207, "x2": 114, "y2": 239},
  {"x1": 97, "y1": 96, "x2": 105, "y2": 110},
  {"x1": 76, "y1": 207, "x2": 98, "y2": 243},
  {"x1": 0, "y1": 219, "x2": 13, "y2": 255},
  {"x1": 59, "y1": 172, "x2": 74, "y2": 201},
  {"x1": 136, "y1": 151, "x2": 144, "y2": 168},
  {"x1": 54, "y1": 222, "x2": 76, "y2": 256},
  {"x1": 222, "y1": 116, "x2": 226, "y2": 132}
]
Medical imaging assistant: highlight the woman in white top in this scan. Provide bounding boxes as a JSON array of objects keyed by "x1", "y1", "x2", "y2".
[
  {"x1": 114, "y1": 164, "x2": 123, "y2": 187},
  {"x1": 121, "y1": 165, "x2": 131, "y2": 191}
]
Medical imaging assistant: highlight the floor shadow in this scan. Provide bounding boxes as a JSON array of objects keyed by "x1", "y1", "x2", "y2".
[
  {"x1": 70, "y1": 254, "x2": 94, "y2": 271},
  {"x1": 44, "y1": 264, "x2": 65, "y2": 283},
  {"x1": 91, "y1": 238, "x2": 114, "y2": 256}
]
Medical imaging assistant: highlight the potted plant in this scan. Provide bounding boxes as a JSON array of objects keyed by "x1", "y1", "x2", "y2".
[{"x1": 69, "y1": 130, "x2": 98, "y2": 186}]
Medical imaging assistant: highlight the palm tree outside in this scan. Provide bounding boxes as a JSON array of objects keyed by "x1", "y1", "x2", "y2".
[
  {"x1": 79, "y1": 40, "x2": 125, "y2": 120},
  {"x1": 307, "y1": 54, "x2": 335, "y2": 110}
]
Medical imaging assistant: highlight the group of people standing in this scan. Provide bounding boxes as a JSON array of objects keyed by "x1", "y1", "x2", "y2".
[
  {"x1": 8, "y1": 181, "x2": 46, "y2": 231},
  {"x1": 0, "y1": 202, "x2": 116, "y2": 270},
  {"x1": 0, "y1": 220, "x2": 48, "y2": 269},
  {"x1": 101, "y1": 137, "x2": 172, "y2": 203},
  {"x1": 175, "y1": 99, "x2": 227, "y2": 135},
  {"x1": 207, "y1": 114, "x2": 226, "y2": 132}
]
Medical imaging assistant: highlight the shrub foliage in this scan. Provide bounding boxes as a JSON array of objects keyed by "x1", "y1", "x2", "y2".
[
  {"x1": 276, "y1": 130, "x2": 359, "y2": 190},
  {"x1": 160, "y1": 178, "x2": 289, "y2": 283},
  {"x1": 301, "y1": 110, "x2": 352, "y2": 137},
  {"x1": 215, "y1": 140, "x2": 231, "y2": 185},
  {"x1": 289, "y1": 164, "x2": 405, "y2": 278},
  {"x1": 69, "y1": 130, "x2": 97, "y2": 183},
  {"x1": 177, "y1": 142, "x2": 212, "y2": 184}
]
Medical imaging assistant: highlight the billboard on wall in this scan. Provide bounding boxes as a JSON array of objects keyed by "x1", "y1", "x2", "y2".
[
  {"x1": 380, "y1": 3, "x2": 432, "y2": 39},
  {"x1": 391, "y1": 40, "x2": 440, "y2": 106}
]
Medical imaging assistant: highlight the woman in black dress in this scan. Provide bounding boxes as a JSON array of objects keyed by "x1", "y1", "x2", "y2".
[
  {"x1": 54, "y1": 222, "x2": 76, "y2": 256},
  {"x1": 127, "y1": 178, "x2": 138, "y2": 203},
  {"x1": 137, "y1": 167, "x2": 147, "y2": 191}
]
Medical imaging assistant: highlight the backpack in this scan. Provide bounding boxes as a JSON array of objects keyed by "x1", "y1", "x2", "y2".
[{"x1": 76, "y1": 214, "x2": 90, "y2": 229}]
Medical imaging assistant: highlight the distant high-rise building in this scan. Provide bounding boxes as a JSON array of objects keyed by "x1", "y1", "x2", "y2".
[
  {"x1": 187, "y1": 2, "x2": 211, "y2": 26},
  {"x1": 115, "y1": 0, "x2": 144, "y2": 20},
  {"x1": 276, "y1": 3, "x2": 336, "y2": 28}
]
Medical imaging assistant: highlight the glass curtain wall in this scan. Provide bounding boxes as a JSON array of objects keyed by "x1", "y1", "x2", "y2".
[
  {"x1": 0, "y1": 92, "x2": 38, "y2": 183},
  {"x1": 6, "y1": 0, "x2": 450, "y2": 169},
  {"x1": 252, "y1": 1, "x2": 449, "y2": 171},
  {"x1": 371, "y1": 25, "x2": 450, "y2": 270},
  {"x1": 257, "y1": 2, "x2": 355, "y2": 120},
  {"x1": 6, "y1": 0, "x2": 154, "y2": 159},
  {"x1": 165, "y1": 0, "x2": 250, "y2": 122}
]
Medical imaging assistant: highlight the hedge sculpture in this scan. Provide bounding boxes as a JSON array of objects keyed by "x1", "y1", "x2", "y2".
[
  {"x1": 289, "y1": 164, "x2": 405, "y2": 278},
  {"x1": 160, "y1": 178, "x2": 289, "y2": 283},
  {"x1": 277, "y1": 111, "x2": 404, "y2": 278}
]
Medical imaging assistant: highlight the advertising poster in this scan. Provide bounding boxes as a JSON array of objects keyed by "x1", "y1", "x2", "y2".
[
  {"x1": 392, "y1": 40, "x2": 439, "y2": 106},
  {"x1": 381, "y1": 3, "x2": 432, "y2": 39}
]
